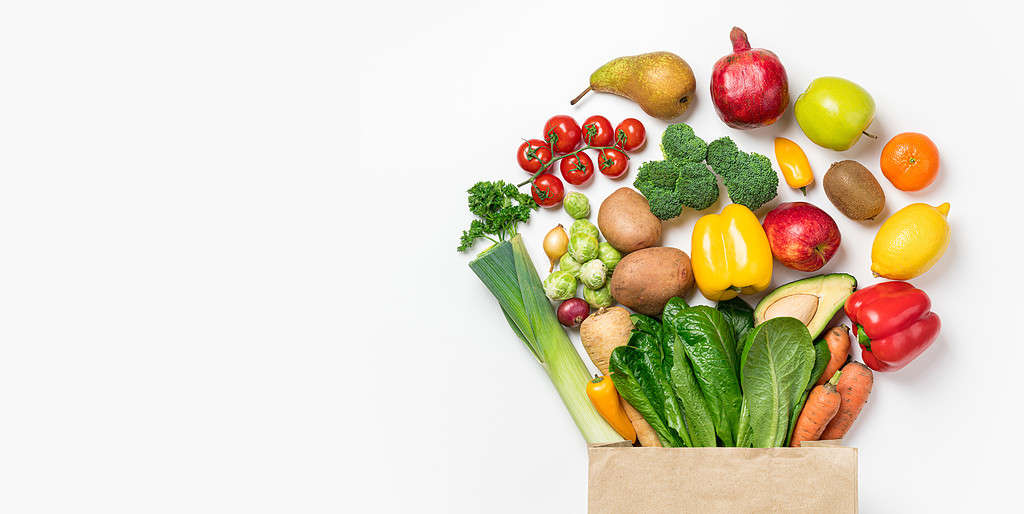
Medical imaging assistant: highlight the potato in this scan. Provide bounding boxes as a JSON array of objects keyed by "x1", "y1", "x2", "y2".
[
  {"x1": 598, "y1": 188, "x2": 661, "y2": 253},
  {"x1": 610, "y1": 247, "x2": 693, "y2": 316}
]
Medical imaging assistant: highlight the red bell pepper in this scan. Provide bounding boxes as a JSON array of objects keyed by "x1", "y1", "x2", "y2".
[{"x1": 844, "y1": 281, "x2": 941, "y2": 372}]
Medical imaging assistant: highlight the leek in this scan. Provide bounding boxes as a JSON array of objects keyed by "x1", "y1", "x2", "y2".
[{"x1": 469, "y1": 235, "x2": 624, "y2": 444}]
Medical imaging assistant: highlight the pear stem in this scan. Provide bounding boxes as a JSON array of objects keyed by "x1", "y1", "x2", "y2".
[
  {"x1": 862, "y1": 130, "x2": 878, "y2": 139},
  {"x1": 570, "y1": 86, "x2": 592, "y2": 105}
]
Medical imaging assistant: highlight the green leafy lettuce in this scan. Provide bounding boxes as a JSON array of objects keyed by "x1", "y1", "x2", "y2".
[
  {"x1": 736, "y1": 317, "x2": 816, "y2": 448},
  {"x1": 716, "y1": 297, "x2": 755, "y2": 355},
  {"x1": 665, "y1": 304, "x2": 742, "y2": 446}
]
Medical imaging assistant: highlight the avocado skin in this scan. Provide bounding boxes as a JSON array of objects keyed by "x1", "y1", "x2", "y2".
[{"x1": 753, "y1": 274, "x2": 857, "y2": 339}]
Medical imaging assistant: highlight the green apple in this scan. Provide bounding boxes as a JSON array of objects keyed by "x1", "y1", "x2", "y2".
[{"x1": 794, "y1": 77, "x2": 875, "y2": 151}]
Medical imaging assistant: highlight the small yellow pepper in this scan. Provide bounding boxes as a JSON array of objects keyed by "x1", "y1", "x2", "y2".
[
  {"x1": 586, "y1": 375, "x2": 636, "y2": 442},
  {"x1": 690, "y1": 204, "x2": 773, "y2": 301},
  {"x1": 774, "y1": 137, "x2": 813, "y2": 194}
]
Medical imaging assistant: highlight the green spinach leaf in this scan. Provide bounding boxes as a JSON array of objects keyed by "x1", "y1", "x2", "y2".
[
  {"x1": 610, "y1": 344, "x2": 682, "y2": 447},
  {"x1": 716, "y1": 297, "x2": 755, "y2": 355},
  {"x1": 785, "y1": 337, "x2": 832, "y2": 446},
  {"x1": 632, "y1": 331, "x2": 689, "y2": 447},
  {"x1": 668, "y1": 335, "x2": 718, "y2": 446},
  {"x1": 662, "y1": 298, "x2": 716, "y2": 447},
  {"x1": 630, "y1": 313, "x2": 662, "y2": 337},
  {"x1": 665, "y1": 304, "x2": 742, "y2": 446}
]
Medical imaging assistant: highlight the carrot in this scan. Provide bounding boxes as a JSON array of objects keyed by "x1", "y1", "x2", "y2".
[
  {"x1": 820, "y1": 362, "x2": 874, "y2": 441},
  {"x1": 790, "y1": 371, "x2": 842, "y2": 447},
  {"x1": 816, "y1": 325, "x2": 851, "y2": 386}
]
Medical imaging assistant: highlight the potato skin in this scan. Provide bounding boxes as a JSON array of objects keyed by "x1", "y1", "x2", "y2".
[
  {"x1": 610, "y1": 247, "x2": 693, "y2": 316},
  {"x1": 598, "y1": 188, "x2": 661, "y2": 253}
]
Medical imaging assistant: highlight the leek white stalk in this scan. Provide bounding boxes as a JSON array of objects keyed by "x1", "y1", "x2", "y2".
[{"x1": 469, "y1": 235, "x2": 624, "y2": 444}]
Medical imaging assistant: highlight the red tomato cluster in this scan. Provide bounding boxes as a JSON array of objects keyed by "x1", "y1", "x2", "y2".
[{"x1": 517, "y1": 115, "x2": 646, "y2": 207}]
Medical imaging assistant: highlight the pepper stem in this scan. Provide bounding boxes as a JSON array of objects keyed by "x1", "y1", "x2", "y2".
[{"x1": 856, "y1": 325, "x2": 872, "y2": 350}]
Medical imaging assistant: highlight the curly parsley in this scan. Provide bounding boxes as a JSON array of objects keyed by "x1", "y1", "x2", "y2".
[{"x1": 457, "y1": 181, "x2": 537, "y2": 252}]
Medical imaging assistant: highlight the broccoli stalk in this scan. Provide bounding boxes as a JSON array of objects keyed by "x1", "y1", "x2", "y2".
[{"x1": 706, "y1": 137, "x2": 778, "y2": 211}]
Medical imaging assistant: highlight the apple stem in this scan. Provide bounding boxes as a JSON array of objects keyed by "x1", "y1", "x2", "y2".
[
  {"x1": 570, "y1": 86, "x2": 592, "y2": 105},
  {"x1": 800, "y1": 186, "x2": 807, "y2": 196},
  {"x1": 730, "y1": 27, "x2": 751, "y2": 52},
  {"x1": 862, "y1": 130, "x2": 878, "y2": 139}
]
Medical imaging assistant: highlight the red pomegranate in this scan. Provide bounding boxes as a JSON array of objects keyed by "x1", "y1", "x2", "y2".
[{"x1": 710, "y1": 27, "x2": 789, "y2": 129}]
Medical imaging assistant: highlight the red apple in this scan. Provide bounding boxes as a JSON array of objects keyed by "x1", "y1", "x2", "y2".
[
  {"x1": 762, "y1": 202, "x2": 841, "y2": 272},
  {"x1": 710, "y1": 27, "x2": 789, "y2": 129}
]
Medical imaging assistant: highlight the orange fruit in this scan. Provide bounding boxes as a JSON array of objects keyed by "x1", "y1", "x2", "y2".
[{"x1": 879, "y1": 132, "x2": 940, "y2": 191}]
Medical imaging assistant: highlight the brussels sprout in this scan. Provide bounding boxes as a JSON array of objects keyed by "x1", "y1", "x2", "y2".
[
  {"x1": 558, "y1": 252, "x2": 583, "y2": 277},
  {"x1": 583, "y1": 283, "x2": 614, "y2": 308},
  {"x1": 598, "y1": 242, "x2": 622, "y2": 271},
  {"x1": 563, "y1": 192, "x2": 591, "y2": 219},
  {"x1": 568, "y1": 232, "x2": 599, "y2": 263},
  {"x1": 570, "y1": 219, "x2": 600, "y2": 240},
  {"x1": 579, "y1": 259, "x2": 608, "y2": 289},
  {"x1": 543, "y1": 270, "x2": 578, "y2": 301}
]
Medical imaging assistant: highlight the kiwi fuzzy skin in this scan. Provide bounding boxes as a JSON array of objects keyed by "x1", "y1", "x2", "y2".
[{"x1": 823, "y1": 160, "x2": 885, "y2": 220}]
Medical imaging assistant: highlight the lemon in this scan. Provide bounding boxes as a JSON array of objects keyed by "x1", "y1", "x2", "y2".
[{"x1": 871, "y1": 202, "x2": 950, "y2": 279}]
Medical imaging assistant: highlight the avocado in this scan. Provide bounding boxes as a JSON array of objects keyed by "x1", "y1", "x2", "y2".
[{"x1": 753, "y1": 274, "x2": 857, "y2": 339}]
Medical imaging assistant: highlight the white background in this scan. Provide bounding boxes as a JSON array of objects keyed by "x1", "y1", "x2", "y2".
[{"x1": 0, "y1": 0, "x2": 1020, "y2": 512}]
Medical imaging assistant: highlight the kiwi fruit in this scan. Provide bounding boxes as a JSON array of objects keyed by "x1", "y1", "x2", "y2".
[{"x1": 823, "y1": 160, "x2": 885, "y2": 220}]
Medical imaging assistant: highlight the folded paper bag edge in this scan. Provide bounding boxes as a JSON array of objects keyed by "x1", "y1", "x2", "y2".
[{"x1": 587, "y1": 444, "x2": 858, "y2": 514}]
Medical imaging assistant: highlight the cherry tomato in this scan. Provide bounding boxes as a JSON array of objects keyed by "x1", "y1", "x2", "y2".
[
  {"x1": 615, "y1": 118, "x2": 646, "y2": 151},
  {"x1": 580, "y1": 115, "x2": 614, "y2": 147},
  {"x1": 516, "y1": 139, "x2": 553, "y2": 173},
  {"x1": 559, "y1": 152, "x2": 595, "y2": 185},
  {"x1": 597, "y1": 148, "x2": 629, "y2": 178},
  {"x1": 531, "y1": 173, "x2": 565, "y2": 207},
  {"x1": 543, "y1": 115, "x2": 581, "y2": 154}
]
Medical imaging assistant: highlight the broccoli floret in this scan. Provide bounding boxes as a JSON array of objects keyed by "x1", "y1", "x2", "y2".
[
  {"x1": 634, "y1": 160, "x2": 684, "y2": 219},
  {"x1": 706, "y1": 137, "x2": 779, "y2": 211},
  {"x1": 675, "y1": 161, "x2": 720, "y2": 211},
  {"x1": 660, "y1": 123, "x2": 707, "y2": 163},
  {"x1": 634, "y1": 159, "x2": 719, "y2": 220}
]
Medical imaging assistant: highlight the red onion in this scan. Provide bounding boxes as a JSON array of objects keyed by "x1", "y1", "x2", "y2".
[{"x1": 557, "y1": 298, "x2": 590, "y2": 328}]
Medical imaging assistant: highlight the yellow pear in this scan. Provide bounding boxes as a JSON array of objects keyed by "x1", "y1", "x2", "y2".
[{"x1": 571, "y1": 52, "x2": 696, "y2": 121}]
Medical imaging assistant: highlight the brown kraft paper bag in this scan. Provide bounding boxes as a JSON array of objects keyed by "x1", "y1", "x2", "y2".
[{"x1": 587, "y1": 440, "x2": 857, "y2": 513}]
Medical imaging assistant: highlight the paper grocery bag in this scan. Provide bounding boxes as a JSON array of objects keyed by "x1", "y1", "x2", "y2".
[{"x1": 588, "y1": 441, "x2": 857, "y2": 513}]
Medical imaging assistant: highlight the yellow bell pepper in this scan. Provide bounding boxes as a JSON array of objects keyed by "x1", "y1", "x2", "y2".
[
  {"x1": 774, "y1": 137, "x2": 813, "y2": 194},
  {"x1": 691, "y1": 204, "x2": 773, "y2": 301}
]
